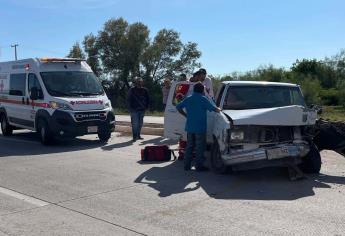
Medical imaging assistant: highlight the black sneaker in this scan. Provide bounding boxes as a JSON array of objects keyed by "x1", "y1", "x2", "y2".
[
  {"x1": 138, "y1": 136, "x2": 144, "y2": 140},
  {"x1": 132, "y1": 138, "x2": 137, "y2": 142},
  {"x1": 195, "y1": 166, "x2": 209, "y2": 172}
]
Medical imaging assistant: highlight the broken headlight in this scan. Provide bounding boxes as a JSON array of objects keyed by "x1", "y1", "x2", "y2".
[{"x1": 230, "y1": 130, "x2": 244, "y2": 141}]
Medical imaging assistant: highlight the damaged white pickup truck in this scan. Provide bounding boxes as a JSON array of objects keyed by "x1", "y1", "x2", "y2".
[{"x1": 164, "y1": 81, "x2": 320, "y2": 174}]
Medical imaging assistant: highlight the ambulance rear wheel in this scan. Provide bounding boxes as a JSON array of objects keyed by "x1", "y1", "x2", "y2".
[
  {"x1": 98, "y1": 130, "x2": 111, "y2": 143},
  {"x1": 38, "y1": 119, "x2": 54, "y2": 145},
  {"x1": 1, "y1": 113, "x2": 13, "y2": 136}
]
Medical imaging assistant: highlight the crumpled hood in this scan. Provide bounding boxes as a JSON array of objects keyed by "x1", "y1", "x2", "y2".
[
  {"x1": 223, "y1": 105, "x2": 317, "y2": 126},
  {"x1": 56, "y1": 95, "x2": 109, "y2": 111}
]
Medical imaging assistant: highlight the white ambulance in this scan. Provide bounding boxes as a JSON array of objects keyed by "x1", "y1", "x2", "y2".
[{"x1": 0, "y1": 58, "x2": 115, "y2": 145}]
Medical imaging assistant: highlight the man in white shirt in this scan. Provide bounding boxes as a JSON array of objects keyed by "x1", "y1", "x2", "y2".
[{"x1": 199, "y1": 68, "x2": 214, "y2": 99}]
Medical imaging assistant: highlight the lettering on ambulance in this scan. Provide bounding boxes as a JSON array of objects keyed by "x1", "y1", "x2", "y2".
[{"x1": 70, "y1": 100, "x2": 103, "y2": 105}]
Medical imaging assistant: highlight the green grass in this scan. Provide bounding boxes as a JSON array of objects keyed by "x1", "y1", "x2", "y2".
[
  {"x1": 114, "y1": 108, "x2": 164, "y2": 117},
  {"x1": 320, "y1": 106, "x2": 345, "y2": 121}
]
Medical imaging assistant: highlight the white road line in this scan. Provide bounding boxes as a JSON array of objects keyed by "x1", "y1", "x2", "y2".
[{"x1": 0, "y1": 186, "x2": 50, "y2": 207}]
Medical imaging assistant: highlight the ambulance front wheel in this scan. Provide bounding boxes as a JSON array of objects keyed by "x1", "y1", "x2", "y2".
[
  {"x1": 38, "y1": 119, "x2": 54, "y2": 145},
  {"x1": 1, "y1": 113, "x2": 13, "y2": 136},
  {"x1": 98, "y1": 130, "x2": 111, "y2": 143}
]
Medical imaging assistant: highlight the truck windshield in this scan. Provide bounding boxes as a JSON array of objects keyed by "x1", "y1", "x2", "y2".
[
  {"x1": 223, "y1": 86, "x2": 306, "y2": 110},
  {"x1": 40, "y1": 71, "x2": 104, "y2": 97}
]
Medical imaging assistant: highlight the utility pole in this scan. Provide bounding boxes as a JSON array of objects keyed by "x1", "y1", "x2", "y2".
[{"x1": 11, "y1": 44, "x2": 19, "y2": 60}]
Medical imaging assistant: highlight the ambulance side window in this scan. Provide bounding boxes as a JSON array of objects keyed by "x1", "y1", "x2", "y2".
[
  {"x1": 9, "y1": 73, "x2": 26, "y2": 96},
  {"x1": 28, "y1": 74, "x2": 43, "y2": 99}
]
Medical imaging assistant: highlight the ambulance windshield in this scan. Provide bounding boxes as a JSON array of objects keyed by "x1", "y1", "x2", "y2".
[{"x1": 41, "y1": 71, "x2": 104, "y2": 97}]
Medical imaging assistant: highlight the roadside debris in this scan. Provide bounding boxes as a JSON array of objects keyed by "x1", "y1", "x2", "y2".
[{"x1": 314, "y1": 119, "x2": 345, "y2": 157}]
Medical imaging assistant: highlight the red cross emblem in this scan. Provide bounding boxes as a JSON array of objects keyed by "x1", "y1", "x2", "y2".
[{"x1": 0, "y1": 80, "x2": 4, "y2": 92}]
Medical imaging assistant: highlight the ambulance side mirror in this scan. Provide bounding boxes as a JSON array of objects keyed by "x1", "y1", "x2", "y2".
[{"x1": 30, "y1": 87, "x2": 39, "y2": 100}]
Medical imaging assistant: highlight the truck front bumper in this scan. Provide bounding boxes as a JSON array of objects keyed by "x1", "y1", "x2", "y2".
[{"x1": 222, "y1": 143, "x2": 310, "y2": 166}]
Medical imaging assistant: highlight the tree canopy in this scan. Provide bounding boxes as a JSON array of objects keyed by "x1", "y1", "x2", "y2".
[
  {"x1": 217, "y1": 50, "x2": 345, "y2": 107},
  {"x1": 67, "y1": 17, "x2": 201, "y2": 110}
]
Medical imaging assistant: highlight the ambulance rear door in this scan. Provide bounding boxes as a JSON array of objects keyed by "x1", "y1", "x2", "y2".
[
  {"x1": 164, "y1": 82, "x2": 194, "y2": 141},
  {"x1": 6, "y1": 73, "x2": 33, "y2": 128}
]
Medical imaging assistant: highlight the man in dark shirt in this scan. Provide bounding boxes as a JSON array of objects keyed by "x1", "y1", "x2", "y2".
[
  {"x1": 176, "y1": 82, "x2": 221, "y2": 171},
  {"x1": 127, "y1": 77, "x2": 150, "y2": 142}
]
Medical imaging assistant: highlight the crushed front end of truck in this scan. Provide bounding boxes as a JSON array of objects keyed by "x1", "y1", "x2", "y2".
[{"x1": 212, "y1": 105, "x2": 319, "y2": 172}]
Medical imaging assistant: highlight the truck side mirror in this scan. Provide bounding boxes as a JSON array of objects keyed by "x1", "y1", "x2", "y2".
[{"x1": 30, "y1": 87, "x2": 39, "y2": 100}]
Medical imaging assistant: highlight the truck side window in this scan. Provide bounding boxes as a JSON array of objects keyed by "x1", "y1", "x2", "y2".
[
  {"x1": 9, "y1": 73, "x2": 26, "y2": 96},
  {"x1": 28, "y1": 74, "x2": 44, "y2": 99},
  {"x1": 216, "y1": 85, "x2": 225, "y2": 107}
]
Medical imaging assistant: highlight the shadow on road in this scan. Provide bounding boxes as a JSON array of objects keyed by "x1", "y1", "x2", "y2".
[
  {"x1": 0, "y1": 132, "x2": 105, "y2": 157},
  {"x1": 101, "y1": 140, "x2": 134, "y2": 150},
  {"x1": 135, "y1": 160, "x2": 345, "y2": 200}
]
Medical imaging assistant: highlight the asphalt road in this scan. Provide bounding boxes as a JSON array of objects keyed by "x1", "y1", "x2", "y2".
[{"x1": 0, "y1": 130, "x2": 345, "y2": 236}]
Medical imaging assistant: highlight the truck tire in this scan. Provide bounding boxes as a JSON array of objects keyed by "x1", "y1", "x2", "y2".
[
  {"x1": 211, "y1": 138, "x2": 230, "y2": 174},
  {"x1": 98, "y1": 130, "x2": 111, "y2": 143},
  {"x1": 300, "y1": 142, "x2": 321, "y2": 174},
  {"x1": 1, "y1": 113, "x2": 13, "y2": 136},
  {"x1": 38, "y1": 119, "x2": 54, "y2": 145}
]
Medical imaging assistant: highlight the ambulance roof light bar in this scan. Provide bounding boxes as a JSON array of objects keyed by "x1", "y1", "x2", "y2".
[{"x1": 39, "y1": 58, "x2": 85, "y2": 63}]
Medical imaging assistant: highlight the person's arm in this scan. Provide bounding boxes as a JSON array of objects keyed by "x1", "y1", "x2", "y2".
[
  {"x1": 177, "y1": 108, "x2": 187, "y2": 117},
  {"x1": 144, "y1": 88, "x2": 150, "y2": 110},
  {"x1": 203, "y1": 97, "x2": 221, "y2": 113},
  {"x1": 126, "y1": 88, "x2": 133, "y2": 111},
  {"x1": 176, "y1": 99, "x2": 187, "y2": 117},
  {"x1": 207, "y1": 78, "x2": 214, "y2": 98}
]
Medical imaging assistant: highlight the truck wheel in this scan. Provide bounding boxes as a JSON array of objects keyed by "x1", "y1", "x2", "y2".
[
  {"x1": 98, "y1": 130, "x2": 111, "y2": 143},
  {"x1": 300, "y1": 142, "x2": 321, "y2": 174},
  {"x1": 1, "y1": 113, "x2": 13, "y2": 136},
  {"x1": 211, "y1": 138, "x2": 230, "y2": 174},
  {"x1": 38, "y1": 119, "x2": 54, "y2": 145}
]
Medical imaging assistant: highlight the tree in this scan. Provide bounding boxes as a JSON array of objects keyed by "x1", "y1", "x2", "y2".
[
  {"x1": 291, "y1": 59, "x2": 337, "y2": 88},
  {"x1": 66, "y1": 42, "x2": 85, "y2": 59},
  {"x1": 83, "y1": 34, "x2": 102, "y2": 77},
  {"x1": 70, "y1": 18, "x2": 202, "y2": 110}
]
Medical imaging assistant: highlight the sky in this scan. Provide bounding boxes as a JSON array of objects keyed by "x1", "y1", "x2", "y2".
[{"x1": 0, "y1": 0, "x2": 344, "y2": 75}]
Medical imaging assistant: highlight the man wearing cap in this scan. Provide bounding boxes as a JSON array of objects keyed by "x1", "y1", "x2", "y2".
[
  {"x1": 189, "y1": 71, "x2": 200, "y2": 82},
  {"x1": 176, "y1": 82, "x2": 221, "y2": 171},
  {"x1": 199, "y1": 68, "x2": 214, "y2": 98},
  {"x1": 127, "y1": 77, "x2": 150, "y2": 142}
]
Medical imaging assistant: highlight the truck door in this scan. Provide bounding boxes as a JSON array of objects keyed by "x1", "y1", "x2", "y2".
[
  {"x1": 206, "y1": 84, "x2": 227, "y2": 143},
  {"x1": 164, "y1": 82, "x2": 193, "y2": 140}
]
